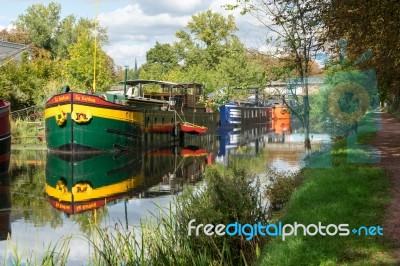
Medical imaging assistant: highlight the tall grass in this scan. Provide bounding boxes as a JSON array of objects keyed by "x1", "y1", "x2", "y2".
[
  {"x1": 4, "y1": 235, "x2": 71, "y2": 266},
  {"x1": 11, "y1": 117, "x2": 45, "y2": 144},
  {"x1": 87, "y1": 163, "x2": 268, "y2": 265}
]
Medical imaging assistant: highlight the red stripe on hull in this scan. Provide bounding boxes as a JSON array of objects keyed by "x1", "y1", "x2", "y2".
[
  {"x1": 46, "y1": 92, "x2": 123, "y2": 108},
  {"x1": 149, "y1": 124, "x2": 174, "y2": 133},
  {"x1": 47, "y1": 195, "x2": 121, "y2": 214},
  {"x1": 0, "y1": 152, "x2": 10, "y2": 164}
]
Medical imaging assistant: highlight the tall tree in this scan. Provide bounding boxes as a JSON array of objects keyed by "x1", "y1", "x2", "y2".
[
  {"x1": 175, "y1": 10, "x2": 239, "y2": 70},
  {"x1": 63, "y1": 31, "x2": 115, "y2": 91},
  {"x1": 228, "y1": 0, "x2": 325, "y2": 149},
  {"x1": 322, "y1": 0, "x2": 400, "y2": 110},
  {"x1": 141, "y1": 42, "x2": 179, "y2": 76},
  {"x1": 14, "y1": 1, "x2": 61, "y2": 52}
]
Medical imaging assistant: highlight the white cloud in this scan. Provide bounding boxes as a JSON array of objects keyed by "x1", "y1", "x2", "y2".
[
  {"x1": 99, "y1": 3, "x2": 194, "y2": 66},
  {"x1": 104, "y1": 42, "x2": 149, "y2": 67},
  {"x1": 0, "y1": 0, "x2": 272, "y2": 67},
  {"x1": 99, "y1": 4, "x2": 190, "y2": 37},
  {"x1": 136, "y1": 0, "x2": 209, "y2": 15}
]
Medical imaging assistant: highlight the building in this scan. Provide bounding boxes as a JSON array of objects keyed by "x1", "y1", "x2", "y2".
[{"x1": 0, "y1": 40, "x2": 30, "y2": 66}]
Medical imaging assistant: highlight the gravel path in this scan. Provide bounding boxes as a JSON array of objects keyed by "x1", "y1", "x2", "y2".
[{"x1": 373, "y1": 112, "x2": 400, "y2": 260}]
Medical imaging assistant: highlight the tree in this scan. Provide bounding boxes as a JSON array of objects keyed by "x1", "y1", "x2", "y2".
[
  {"x1": 63, "y1": 31, "x2": 115, "y2": 91},
  {"x1": 52, "y1": 14, "x2": 76, "y2": 60},
  {"x1": 146, "y1": 42, "x2": 178, "y2": 70},
  {"x1": 174, "y1": 10, "x2": 239, "y2": 70},
  {"x1": 0, "y1": 28, "x2": 30, "y2": 45},
  {"x1": 228, "y1": 0, "x2": 325, "y2": 149},
  {"x1": 14, "y1": 1, "x2": 108, "y2": 61},
  {"x1": 0, "y1": 2, "x2": 115, "y2": 108},
  {"x1": 14, "y1": 1, "x2": 61, "y2": 53},
  {"x1": 217, "y1": 48, "x2": 267, "y2": 89},
  {"x1": 322, "y1": 0, "x2": 400, "y2": 110},
  {"x1": 0, "y1": 42, "x2": 63, "y2": 109}
]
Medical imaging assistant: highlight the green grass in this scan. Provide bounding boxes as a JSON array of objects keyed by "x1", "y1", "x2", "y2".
[
  {"x1": 258, "y1": 113, "x2": 397, "y2": 265},
  {"x1": 11, "y1": 118, "x2": 45, "y2": 144}
]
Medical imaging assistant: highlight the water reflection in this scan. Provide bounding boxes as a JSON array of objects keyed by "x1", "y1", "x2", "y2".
[
  {"x1": 1, "y1": 121, "x2": 323, "y2": 264},
  {"x1": 46, "y1": 144, "x2": 211, "y2": 216},
  {"x1": 46, "y1": 152, "x2": 144, "y2": 215},
  {"x1": 0, "y1": 172, "x2": 11, "y2": 240}
]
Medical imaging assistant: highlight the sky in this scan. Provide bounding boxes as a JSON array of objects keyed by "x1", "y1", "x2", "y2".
[{"x1": 0, "y1": 0, "x2": 267, "y2": 68}]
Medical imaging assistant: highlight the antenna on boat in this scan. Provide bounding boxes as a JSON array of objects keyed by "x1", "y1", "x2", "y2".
[
  {"x1": 124, "y1": 65, "x2": 129, "y2": 97},
  {"x1": 92, "y1": 0, "x2": 98, "y2": 92}
]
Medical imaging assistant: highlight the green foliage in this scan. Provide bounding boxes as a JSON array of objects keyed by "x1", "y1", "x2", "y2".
[
  {"x1": 217, "y1": 49, "x2": 267, "y2": 89},
  {"x1": 322, "y1": 0, "x2": 400, "y2": 105},
  {"x1": 175, "y1": 10, "x2": 238, "y2": 70},
  {"x1": 0, "y1": 52, "x2": 62, "y2": 109},
  {"x1": 264, "y1": 168, "x2": 302, "y2": 215},
  {"x1": 309, "y1": 66, "x2": 377, "y2": 137},
  {"x1": 6, "y1": 235, "x2": 72, "y2": 266},
  {"x1": 139, "y1": 10, "x2": 266, "y2": 97},
  {"x1": 15, "y1": 1, "x2": 61, "y2": 52},
  {"x1": 11, "y1": 118, "x2": 44, "y2": 144},
  {"x1": 0, "y1": 1, "x2": 115, "y2": 108},
  {"x1": 63, "y1": 32, "x2": 115, "y2": 91},
  {"x1": 142, "y1": 42, "x2": 179, "y2": 73}
]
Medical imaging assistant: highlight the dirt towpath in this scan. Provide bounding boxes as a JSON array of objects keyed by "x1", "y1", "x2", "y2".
[{"x1": 373, "y1": 112, "x2": 400, "y2": 260}]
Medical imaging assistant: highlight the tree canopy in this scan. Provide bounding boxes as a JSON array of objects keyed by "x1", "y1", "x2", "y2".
[
  {"x1": 140, "y1": 9, "x2": 267, "y2": 94},
  {"x1": 321, "y1": 0, "x2": 400, "y2": 109},
  {"x1": 0, "y1": 1, "x2": 116, "y2": 109}
]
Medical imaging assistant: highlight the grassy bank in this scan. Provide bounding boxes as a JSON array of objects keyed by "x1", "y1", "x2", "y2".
[
  {"x1": 259, "y1": 113, "x2": 397, "y2": 265},
  {"x1": 10, "y1": 118, "x2": 45, "y2": 144}
]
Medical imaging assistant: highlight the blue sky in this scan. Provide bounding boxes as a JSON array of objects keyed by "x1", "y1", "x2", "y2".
[{"x1": 0, "y1": 0, "x2": 265, "y2": 67}]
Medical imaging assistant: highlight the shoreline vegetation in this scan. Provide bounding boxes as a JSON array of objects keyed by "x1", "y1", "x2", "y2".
[
  {"x1": 259, "y1": 112, "x2": 397, "y2": 265},
  {"x1": 5, "y1": 112, "x2": 398, "y2": 265}
]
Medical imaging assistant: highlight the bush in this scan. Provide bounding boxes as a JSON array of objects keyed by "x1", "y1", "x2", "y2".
[{"x1": 264, "y1": 168, "x2": 302, "y2": 215}]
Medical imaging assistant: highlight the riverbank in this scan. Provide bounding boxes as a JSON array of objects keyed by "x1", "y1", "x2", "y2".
[{"x1": 258, "y1": 112, "x2": 398, "y2": 265}]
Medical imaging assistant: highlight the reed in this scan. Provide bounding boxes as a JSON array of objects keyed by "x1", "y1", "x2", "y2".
[
  {"x1": 10, "y1": 117, "x2": 45, "y2": 144},
  {"x1": 85, "y1": 162, "x2": 268, "y2": 265},
  {"x1": 4, "y1": 235, "x2": 71, "y2": 266}
]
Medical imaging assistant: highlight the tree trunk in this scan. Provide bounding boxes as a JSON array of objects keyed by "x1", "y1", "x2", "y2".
[{"x1": 303, "y1": 95, "x2": 312, "y2": 150}]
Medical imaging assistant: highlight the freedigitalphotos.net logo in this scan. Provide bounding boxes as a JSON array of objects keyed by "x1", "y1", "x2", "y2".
[{"x1": 188, "y1": 220, "x2": 383, "y2": 241}]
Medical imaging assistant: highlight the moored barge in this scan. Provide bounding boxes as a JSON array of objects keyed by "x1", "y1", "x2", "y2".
[{"x1": 45, "y1": 80, "x2": 219, "y2": 153}]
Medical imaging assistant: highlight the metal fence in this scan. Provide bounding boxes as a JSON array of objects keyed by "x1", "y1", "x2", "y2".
[{"x1": 11, "y1": 105, "x2": 44, "y2": 121}]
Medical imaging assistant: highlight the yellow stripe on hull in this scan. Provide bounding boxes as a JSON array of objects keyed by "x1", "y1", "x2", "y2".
[
  {"x1": 46, "y1": 173, "x2": 145, "y2": 202},
  {"x1": 45, "y1": 103, "x2": 143, "y2": 124}
]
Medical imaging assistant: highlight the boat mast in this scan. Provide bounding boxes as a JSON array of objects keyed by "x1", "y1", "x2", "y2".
[{"x1": 92, "y1": 0, "x2": 98, "y2": 92}]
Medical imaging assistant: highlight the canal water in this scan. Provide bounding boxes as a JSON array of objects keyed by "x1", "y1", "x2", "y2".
[{"x1": 0, "y1": 126, "x2": 324, "y2": 265}]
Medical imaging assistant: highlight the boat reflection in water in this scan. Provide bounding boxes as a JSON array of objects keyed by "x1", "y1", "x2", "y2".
[
  {"x1": 145, "y1": 145, "x2": 209, "y2": 196},
  {"x1": 0, "y1": 172, "x2": 11, "y2": 240},
  {"x1": 46, "y1": 145, "x2": 211, "y2": 215},
  {"x1": 216, "y1": 125, "x2": 268, "y2": 166},
  {"x1": 46, "y1": 152, "x2": 144, "y2": 214}
]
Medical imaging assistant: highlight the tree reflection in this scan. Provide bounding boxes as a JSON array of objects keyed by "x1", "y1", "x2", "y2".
[{"x1": 9, "y1": 150, "x2": 64, "y2": 228}]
